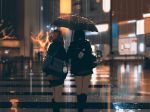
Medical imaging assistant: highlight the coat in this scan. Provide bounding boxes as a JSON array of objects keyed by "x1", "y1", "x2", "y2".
[
  {"x1": 67, "y1": 40, "x2": 93, "y2": 76},
  {"x1": 44, "y1": 40, "x2": 67, "y2": 77},
  {"x1": 47, "y1": 40, "x2": 67, "y2": 61}
]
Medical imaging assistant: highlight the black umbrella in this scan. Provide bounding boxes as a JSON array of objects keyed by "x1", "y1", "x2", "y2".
[{"x1": 53, "y1": 15, "x2": 98, "y2": 32}]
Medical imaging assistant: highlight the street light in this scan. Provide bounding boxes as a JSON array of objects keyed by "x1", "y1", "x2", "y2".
[
  {"x1": 60, "y1": 0, "x2": 72, "y2": 14},
  {"x1": 102, "y1": 0, "x2": 111, "y2": 13}
]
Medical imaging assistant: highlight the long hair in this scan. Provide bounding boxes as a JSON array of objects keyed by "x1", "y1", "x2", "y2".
[{"x1": 53, "y1": 29, "x2": 64, "y2": 45}]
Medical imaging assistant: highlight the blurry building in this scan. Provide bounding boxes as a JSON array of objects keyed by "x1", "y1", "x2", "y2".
[
  {"x1": 112, "y1": 0, "x2": 150, "y2": 56},
  {"x1": 1, "y1": 0, "x2": 150, "y2": 57},
  {"x1": 0, "y1": 0, "x2": 43, "y2": 57},
  {"x1": 42, "y1": 0, "x2": 60, "y2": 29},
  {"x1": 72, "y1": 0, "x2": 111, "y2": 57}
]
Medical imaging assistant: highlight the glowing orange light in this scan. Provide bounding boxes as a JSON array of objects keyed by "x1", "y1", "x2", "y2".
[
  {"x1": 118, "y1": 20, "x2": 128, "y2": 25},
  {"x1": 60, "y1": 0, "x2": 72, "y2": 14},
  {"x1": 145, "y1": 18, "x2": 150, "y2": 34},
  {"x1": 60, "y1": 27, "x2": 70, "y2": 35},
  {"x1": 31, "y1": 31, "x2": 51, "y2": 52},
  {"x1": 10, "y1": 99, "x2": 19, "y2": 112}
]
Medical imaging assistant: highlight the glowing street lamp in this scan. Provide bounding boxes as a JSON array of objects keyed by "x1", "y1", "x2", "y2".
[
  {"x1": 60, "y1": 0, "x2": 72, "y2": 14},
  {"x1": 102, "y1": 0, "x2": 111, "y2": 13}
]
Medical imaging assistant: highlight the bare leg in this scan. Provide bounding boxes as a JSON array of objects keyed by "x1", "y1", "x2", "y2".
[
  {"x1": 82, "y1": 75, "x2": 91, "y2": 94},
  {"x1": 76, "y1": 75, "x2": 91, "y2": 94},
  {"x1": 75, "y1": 76, "x2": 82, "y2": 95}
]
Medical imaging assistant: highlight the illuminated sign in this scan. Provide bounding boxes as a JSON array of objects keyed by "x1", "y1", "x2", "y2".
[
  {"x1": 119, "y1": 38, "x2": 137, "y2": 55},
  {"x1": 136, "y1": 20, "x2": 144, "y2": 35},
  {"x1": 112, "y1": 23, "x2": 119, "y2": 38}
]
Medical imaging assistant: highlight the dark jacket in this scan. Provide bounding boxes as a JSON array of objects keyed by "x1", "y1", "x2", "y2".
[
  {"x1": 44, "y1": 40, "x2": 67, "y2": 77},
  {"x1": 67, "y1": 40, "x2": 93, "y2": 76},
  {"x1": 47, "y1": 40, "x2": 67, "y2": 61}
]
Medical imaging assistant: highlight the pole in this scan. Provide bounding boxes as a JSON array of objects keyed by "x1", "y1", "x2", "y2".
[
  {"x1": 0, "y1": 0, "x2": 2, "y2": 18},
  {"x1": 86, "y1": 0, "x2": 88, "y2": 18},
  {"x1": 109, "y1": 0, "x2": 113, "y2": 56}
]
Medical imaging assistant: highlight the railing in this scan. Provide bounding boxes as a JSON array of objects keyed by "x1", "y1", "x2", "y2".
[{"x1": 0, "y1": 56, "x2": 31, "y2": 77}]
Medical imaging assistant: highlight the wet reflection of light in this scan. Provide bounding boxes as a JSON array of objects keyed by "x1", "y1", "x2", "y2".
[
  {"x1": 63, "y1": 79, "x2": 73, "y2": 93},
  {"x1": 29, "y1": 70, "x2": 33, "y2": 93},
  {"x1": 137, "y1": 65, "x2": 142, "y2": 74},
  {"x1": 133, "y1": 65, "x2": 142, "y2": 85},
  {"x1": 30, "y1": 76, "x2": 33, "y2": 93},
  {"x1": 65, "y1": 76, "x2": 74, "y2": 80},
  {"x1": 126, "y1": 64, "x2": 130, "y2": 73},
  {"x1": 115, "y1": 107, "x2": 135, "y2": 112},
  {"x1": 29, "y1": 60, "x2": 32, "y2": 69},
  {"x1": 99, "y1": 74, "x2": 110, "y2": 78},
  {"x1": 134, "y1": 66, "x2": 138, "y2": 79},
  {"x1": 116, "y1": 109, "x2": 124, "y2": 112},
  {"x1": 24, "y1": 65, "x2": 28, "y2": 79},
  {"x1": 4, "y1": 50, "x2": 9, "y2": 54},
  {"x1": 64, "y1": 87, "x2": 72, "y2": 93},
  {"x1": 68, "y1": 88, "x2": 71, "y2": 93},
  {"x1": 10, "y1": 91, "x2": 16, "y2": 94},
  {"x1": 64, "y1": 88, "x2": 70, "y2": 92},
  {"x1": 116, "y1": 110, "x2": 135, "y2": 112},
  {"x1": 91, "y1": 74, "x2": 97, "y2": 85},
  {"x1": 91, "y1": 68, "x2": 97, "y2": 85},
  {"x1": 114, "y1": 105, "x2": 120, "y2": 109},
  {"x1": 10, "y1": 77, "x2": 14, "y2": 80},
  {"x1": 91, "y1": 67, "x2": 110, "y2": 85},
  {"x1": 41, "y1": 72, "x2": 44, "y2": 93},
  {"x1": 64, "y1": 80, "x2": 75, "y2": 85},
  {"x1": 91, "y1": 74, "x2": 97, "y2": 79},
  {"x1": 128, "y1": 110, "x2": 135, "y2": 112},
  {"x1": 134, "y1": 65, "x2": 142, "y2": 78},
  {"x1": 10, "y1": 99, "x2": 19, "y2": 112},
  {"x1": 120, "y1": 64, "x2": 125, "y2": 74}
]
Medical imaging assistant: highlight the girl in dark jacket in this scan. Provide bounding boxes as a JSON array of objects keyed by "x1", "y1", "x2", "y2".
[
  {"x1": 46, "y1": 29, "x2": 67, "y2": 79},
  {"x1": 67, "y1": 30, "x2": 93, "y2": 96},
  {"x1": 46, "y1": 29, "x2": 67, "y2": 102},
  {"x1": 47, "y1": 30, "x2": 66, "y2": 62},
  {"x1": 67, "y1": 30, "x2": 93, "y2": 76}
]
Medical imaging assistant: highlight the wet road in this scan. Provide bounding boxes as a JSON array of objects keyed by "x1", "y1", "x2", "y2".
[{"x1": 0, "y1": 61, "x2": 150, "y2": 112}]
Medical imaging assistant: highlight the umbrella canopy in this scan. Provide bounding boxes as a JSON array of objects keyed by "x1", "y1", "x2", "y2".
[{"x1": 53, "y1": 15, "x2": 98, "y2": 32}]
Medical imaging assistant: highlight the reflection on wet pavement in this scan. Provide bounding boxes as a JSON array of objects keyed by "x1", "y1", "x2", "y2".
[{"x1": 0, "y1": 61, "x2": 150, "y2": 112}]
